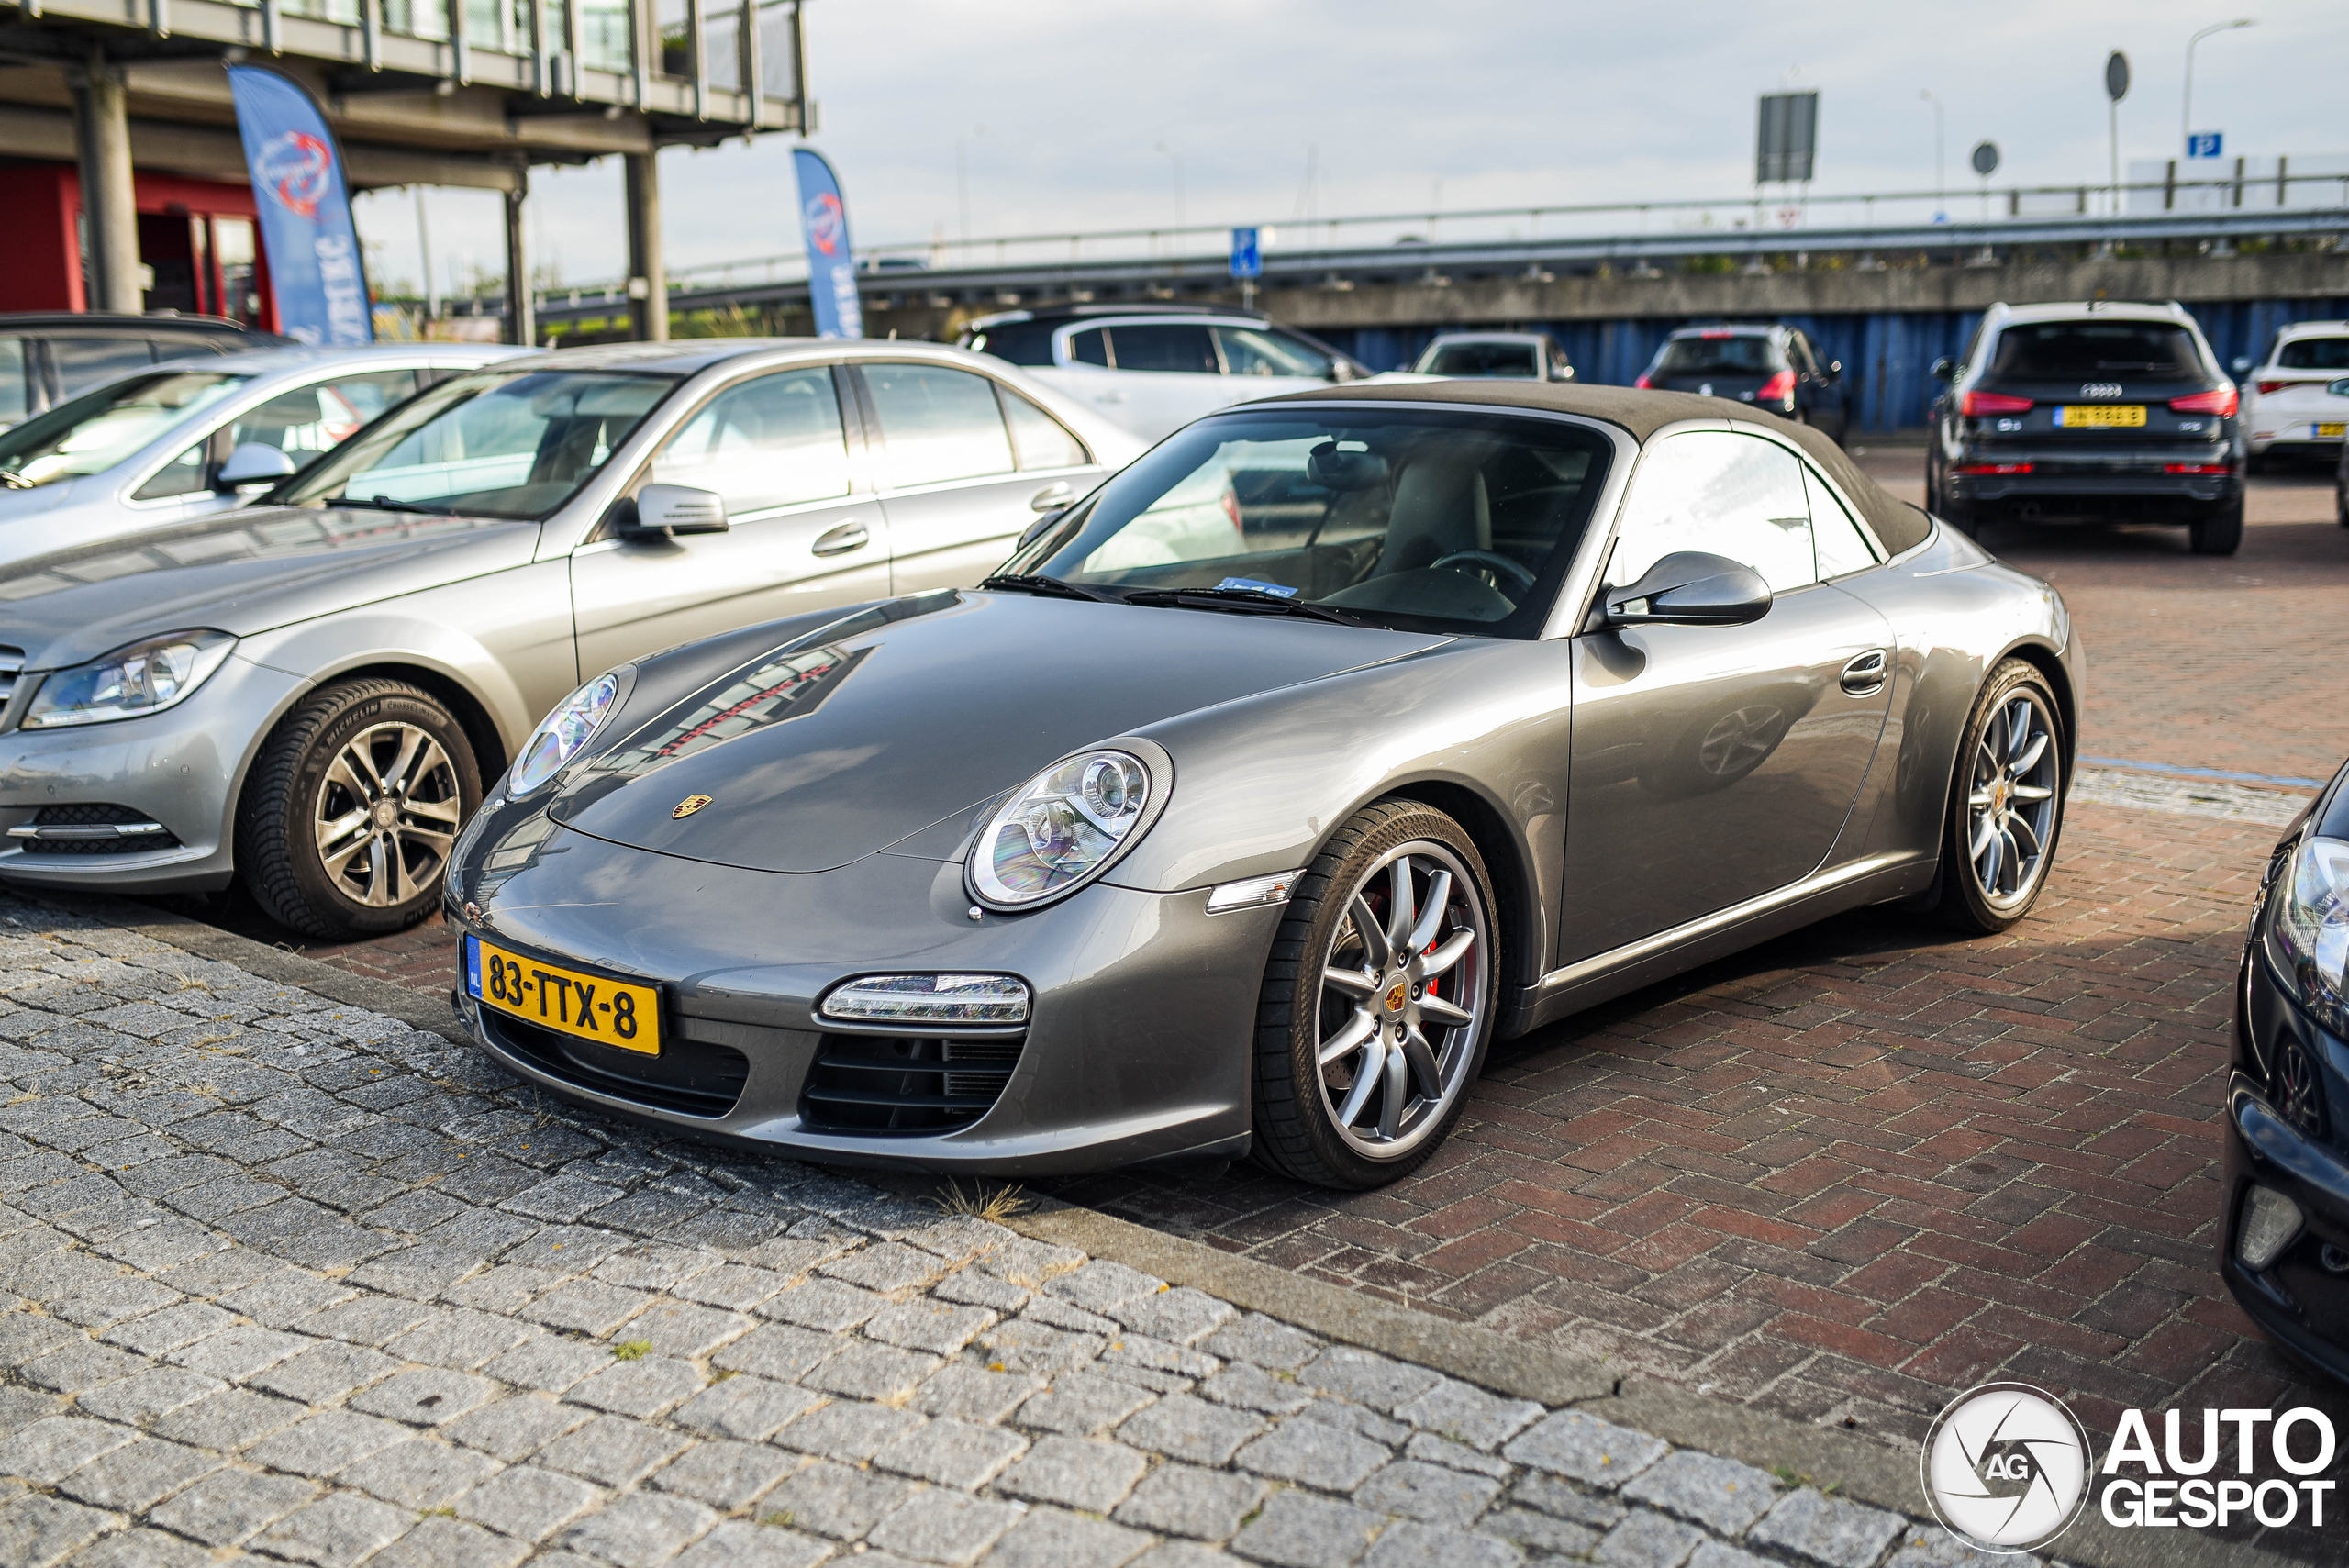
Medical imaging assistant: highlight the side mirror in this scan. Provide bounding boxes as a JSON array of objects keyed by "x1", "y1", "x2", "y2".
[
  {"x1": 1603, "y1": 551, "x2": 1772, "y2": 628},
  {"x1": 627, "y1": 483, "x2": 729, "y2": 537},
  {"x1": 2331, "y1": 378, "x2": 2349, "y2": 398},
  {"x1": 217, "y1": 442, "x2": 296, "y2": 490},
  {"x1": 1929, "y1": 357, "x2": 1955, "y2": 382},
  {"x1": 2232, "y1": 355, "x2": 2254, "y2": 374}
]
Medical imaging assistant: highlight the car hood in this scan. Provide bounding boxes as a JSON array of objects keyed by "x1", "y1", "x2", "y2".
[
  {"x1": 544, "y1": 589, "x2": 1452, "y2": 874},
  {"x1": 0, "y1": 505, "x2": 540, "y2": 670}
]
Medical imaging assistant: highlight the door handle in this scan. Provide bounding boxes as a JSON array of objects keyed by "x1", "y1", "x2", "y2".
[
  {"x1": 810, "y1": 521, "x2": 870, "y2": 557},
  {"x1": 1840, "y1": 649, "x2": 1889, "y2": 696},
  {"x1": 1028, "y1": 482, "x2": 1075, "y2": 513}
]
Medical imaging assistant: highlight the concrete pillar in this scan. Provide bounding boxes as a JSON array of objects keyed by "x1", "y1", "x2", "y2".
[
  {"x1": 71, "y1": 50, "x2": 142, "y2": 315},
  {"x1": 624, "y1": 150, "x2": 667, "y2": 342},
  {"x1": 503, "y1": 177, "x2": 535, "y2": 348}
]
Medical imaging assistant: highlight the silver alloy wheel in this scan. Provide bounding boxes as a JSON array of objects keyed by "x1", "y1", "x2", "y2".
[
  {"x1": 1313, "y1": 841, "x2": 1489, "y2": 1160},
  {"x1": 1966, "y1": 689, "x2": 2059, "y2": 906},
  {"x1": 312, "y1": 720, "x2": 463, "y2": 908}
]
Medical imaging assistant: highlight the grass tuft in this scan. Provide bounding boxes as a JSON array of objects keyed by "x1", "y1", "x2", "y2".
[
  {"x1": 610, "y1": 1340, "x2": 652, "y2": 1362},
  {"x1": 928, "y1": 1180, "x2": 1030, "y2": 1224}
]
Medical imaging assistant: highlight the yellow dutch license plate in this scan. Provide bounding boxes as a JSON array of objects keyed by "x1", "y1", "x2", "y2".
[
  {"x1": 2054, "y1": 404, "x2": 2146, "y2": 428},
  {"x1": 467, "y1": 936, "x2": 660, "y2": 1055},
  {"x1": 2319, "y1": 422, "x2": 2346, "y2": 439}
]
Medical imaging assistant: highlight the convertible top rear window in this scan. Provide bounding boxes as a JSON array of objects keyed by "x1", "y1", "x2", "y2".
[{"x1": 1003, "y1": 406, "x2": 1614, "y2": 639}]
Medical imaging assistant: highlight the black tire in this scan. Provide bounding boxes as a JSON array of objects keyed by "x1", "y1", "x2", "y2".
[
  {"x1": 1922, "y1": 660, "x2": 2066, "y2": 935},
  {"x1": 238, "y1": 678, "x2": 481, "y2": 940},
  {"x1": 2190, "y1": 499, "x2": 2244, "y2": 555},
  {"x1": 1251, "y1": 799, "x2": 1497, "y2": 1190}
]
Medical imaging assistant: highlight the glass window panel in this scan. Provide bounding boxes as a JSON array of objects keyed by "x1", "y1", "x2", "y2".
[
  {"x1": 1608, "y1": 431, "x2": 1816, "y2": 594},
  {"x1": 2278, "y1": 338, "x2": 2349, "y2": 371},
  {"x1": 650, "y1": 367, "x2": 850, "y2": 514},
  {"x1": 1216, "y1": 326, "x2": 1333, "y2": 378},
  {"x1": 49, "y1": 337, "x2": 159, "y2": 402},
  {"x1": 0, "y1": 339, "x2": 28, "y2": 428},
  {"x1": 0, "y1": 372, "x2": 246, "y2": 489},
  {"x1": 1108, "y1": 324, "x2": 1218, "y2": 374},
  {"x1": 1654, "y1": 334, "x2": 1784, "y2": 376},
  {"x1": 1000, "y1": 387, "x2": 1088, "y2": 470},
  {"x1": 863, "y1": 363, "x2": 1014, "y2": 488},
  {"x1": 132, "y1": 439, "x2": 210, "y2": 500},
  {"x1": 1988, "y1": 322, "x2": 2200, "y2": 379},
  {"x1": 576, "y1": 0, "x2": 630, "y2": 69},
  {"x1": 1068, "y1": 328, "x2": 1110, "y2": 367},
  {"x1": 1803, "y1": 466, "x2": 1879, "y2": 579},
  {"x1": 228, "y1": 370, "x2": 418, "y2": 465}
]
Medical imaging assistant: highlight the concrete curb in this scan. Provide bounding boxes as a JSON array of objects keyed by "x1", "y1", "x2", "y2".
[{"x1": 59, "y1": 894, "x2": 2292, "y2": 1568}]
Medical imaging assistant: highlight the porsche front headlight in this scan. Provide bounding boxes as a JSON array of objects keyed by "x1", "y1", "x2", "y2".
[
  {"x1": 508, "y1": 671, "x2": 622, "y2": 794},
  {"x1": 21, "y1": 629, "x2": 236, "y2": 728},
  {"x1": 2267, "y1": 835, "x2": 2349, "y2": 1036},
  {"x1": 969, "y1": 749, "x2": 1156, "y2": 908}
]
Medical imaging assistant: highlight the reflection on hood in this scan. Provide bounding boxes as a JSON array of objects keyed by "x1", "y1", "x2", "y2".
[{"x1": 589, "y1": 643, "x2": 870, "y2": 783}]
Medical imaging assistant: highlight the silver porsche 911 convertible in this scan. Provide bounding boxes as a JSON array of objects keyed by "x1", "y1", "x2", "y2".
[{"x1": 448, "y1": 382, "x2": 2079, "y2": 1190}]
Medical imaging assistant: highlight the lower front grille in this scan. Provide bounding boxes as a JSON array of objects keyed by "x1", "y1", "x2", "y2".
[
  {"x1": 478, "y1": 1007, "x2": 748, "y2": 1118},
  {"x1": 7, "y1": 804, "x2": 180, "y2": 855},
  {"x1": 799, "y1": 1030, "x2": 1026, "y2": 1135}
]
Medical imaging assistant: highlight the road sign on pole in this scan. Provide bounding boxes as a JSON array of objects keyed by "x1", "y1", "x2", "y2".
[
  {"x1": 2186, "y1": 132, "x2": 2222, "y2": 159},
  {"x1": 1230, "y1": 226, "x2": 1262, "y2": 310},
  {"x1": 1755, "y1": 92, "x2": 1819, "y2": 185}
]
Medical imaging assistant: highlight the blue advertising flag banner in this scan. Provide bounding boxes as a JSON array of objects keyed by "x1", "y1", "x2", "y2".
[
  {"x1": 792, "y1": 148, "x2": 863, "y2": 339},
  {"x1": 226, "y1": 65, "x2": 372, "y2": 346}
]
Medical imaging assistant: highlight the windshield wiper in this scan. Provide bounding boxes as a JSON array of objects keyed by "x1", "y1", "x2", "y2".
[
  {"x1": 0, "y1": 471, "x2": 30, "y2": 491},
  {"x1": 1122, "y1": 586, "x2": 1363, "y2": 625},
  {"x1": 978, "y1": 573, "x2": 1126, "y2": 604},
  {"x1": 356, "y1": 495, "x2": 458, "y2": 516}
]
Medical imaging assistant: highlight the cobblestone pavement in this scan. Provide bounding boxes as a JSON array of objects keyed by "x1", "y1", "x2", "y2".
[{"x1": 0, "y1": 898, "x2": 2007, "y2": 1568}]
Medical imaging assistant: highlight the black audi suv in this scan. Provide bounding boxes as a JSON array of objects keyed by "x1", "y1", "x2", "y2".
[
  {"x1": 1924, "y1": 300, "x2": 2244, "y2": 554},
  {"x1": 2223, "y1": 751, "x2": 2349, "y2": 1385},
  {"x1": 1633, "y1": 323, "x2": 1850, "y2": 442}
]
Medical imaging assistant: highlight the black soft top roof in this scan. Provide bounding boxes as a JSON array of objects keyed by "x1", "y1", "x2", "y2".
[{"x1": 1258, "y1": 380, "x2": 1932, "y2": 556}]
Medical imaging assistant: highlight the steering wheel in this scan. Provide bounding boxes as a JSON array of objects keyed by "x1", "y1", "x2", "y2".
[{"x1": 1431, "y1": 550, "x2": 1537, "y2": 596}]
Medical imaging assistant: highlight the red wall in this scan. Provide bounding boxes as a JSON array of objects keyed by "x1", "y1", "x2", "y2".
[{"x1": 0, "y1": 163, "x2": 276, "y2": 329}]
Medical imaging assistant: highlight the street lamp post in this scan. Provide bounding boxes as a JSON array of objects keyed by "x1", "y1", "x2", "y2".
[
  {"x1": 1920, "y1": 89, "x2": 1945, "y2": 221},
  {"x1": 2183, "y1": 18, "x2": 2255, "y2": 154}
]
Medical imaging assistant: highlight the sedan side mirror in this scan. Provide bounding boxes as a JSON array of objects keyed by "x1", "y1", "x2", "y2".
[
  {"x1": 1929, "y1": 357, "x2": 1955, "y2": 382},
  {"x1": 1603, "y1": 551, "x2": 1773, "y2": 628},
  {"x1": 627, "y1": 483, "x2": 729, "y2": 537},
  {"x1": 2331, "y1": 378, "x2": 2349, "y2": 398},
  {"x1": 2233, "y1": 355, "x2": 2254, "y2": 374},
  {"x1": 217, "y1": 442, "x2": 296, "y2": 490}
]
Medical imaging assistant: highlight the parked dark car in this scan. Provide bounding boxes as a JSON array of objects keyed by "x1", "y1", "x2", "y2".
[
  {"x1": 1634, "y1": 324, "x2": 1850, "y2": 442},
  {"x1": 2222, "y1": 752, "x2": 2349, "y2": 1385},
  {"x1": 0, "y1": 311, "x2": 286, "y2": 429},
  {"x1": 1924, "y1": 300, "x2": 2244, "y2": 554}
]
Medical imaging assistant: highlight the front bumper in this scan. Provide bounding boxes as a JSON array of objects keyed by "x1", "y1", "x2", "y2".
[
  {"x1": 0, "y1": 656, "x2": 302, "y2": 894},
  {"x1": 446, "y1": 811, "x2": 1276, "y2": 1175},
  {"x1": 2220, "y1": 944, "x2": 2349, "y2": 1387}
]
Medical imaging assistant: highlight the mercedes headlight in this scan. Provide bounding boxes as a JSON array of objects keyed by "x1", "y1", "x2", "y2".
[
  {"x1": 508, "y1": 671, "x2": 622, "y2": 794},
  {"x1": 2267, "y1": 835, "x2": 2349, "y2": 1037},
  {"x1": 22, "y1": 629, "x2": 236, "y2": 728},
  {"x1": 969, "y1": 749, "x2": 1158, "y2": 909}
]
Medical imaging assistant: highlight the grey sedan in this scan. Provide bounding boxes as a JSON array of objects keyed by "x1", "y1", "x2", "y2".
[
  {"x1": 0, "y1": 343, "x2": 528, "y2": 569},
  {"x1": 0, "y1": 339, "x2": 1138, "y2": 938},
  {"x1": 444, "y1": 381, "x2": 2080, "y2": 1188}
]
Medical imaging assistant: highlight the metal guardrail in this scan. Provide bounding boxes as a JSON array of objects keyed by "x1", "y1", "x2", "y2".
[{"x1": 518, "y1": 203, "x2": 2349, "y2": 328}]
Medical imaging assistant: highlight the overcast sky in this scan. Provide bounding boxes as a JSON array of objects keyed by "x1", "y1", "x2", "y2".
[{"x1": 351, "y1": 0, "x2": 2348, "y2": 299}]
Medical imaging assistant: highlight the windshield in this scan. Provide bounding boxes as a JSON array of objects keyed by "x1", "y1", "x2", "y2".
[
  {"x1": 278, "y1": 369, "x2": 676, "y2": 519},
  {"x1": 1654, "y1": 335, "x2": 1782, "y2": 377},
  {"x1": 1988, "y1": 322, "x2": 2201, "y2": 379},
  {"x1": 0, "y1": 372, "x2": 246, "y2": 489},
  {"x1": 2278, "y1": 337, "x2": 2349, "y2": 372},
  {"x1": 1418, "y1": 341, "x2": 1540, "y2": 378},
  {"x1": 1001, "y1": 407, "x2": 1613, "y2": 638}
]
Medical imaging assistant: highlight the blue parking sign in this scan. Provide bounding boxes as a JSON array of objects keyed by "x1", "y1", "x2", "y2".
[
  {"x1": 2186, "y1": 131, "x2": 2222, "y2": 159},
  {"x1": 1230, "y1": 227, "x2": 1263, "y2": 280}
]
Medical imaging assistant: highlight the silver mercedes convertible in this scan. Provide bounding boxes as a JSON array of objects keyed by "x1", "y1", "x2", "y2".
[{"x1": 447, "y1": 382, "x2": 2080, "y2": 1190}]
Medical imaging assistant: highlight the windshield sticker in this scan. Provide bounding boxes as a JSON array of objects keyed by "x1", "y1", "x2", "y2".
[{"x1": 1214, "y1": 577, "x2": 1299, "y2": 597}]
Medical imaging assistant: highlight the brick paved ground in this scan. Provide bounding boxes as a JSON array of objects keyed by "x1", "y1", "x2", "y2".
[
  {"x1": 0, "y1": 900, "x2": 1966, "y2": 1568},
  {"x1": 147, "y1": 457, "x2": 2349, "y2": 1465}
]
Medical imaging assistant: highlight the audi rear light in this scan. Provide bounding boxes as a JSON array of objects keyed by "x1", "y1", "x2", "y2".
[
  {"x1": 1959, "y1": 390, "x2": 2034, "y2": 417},
  {"x1": 2256, "y1": 379, "x2": 2289, "y2": 395},
  {"x1": 2163, "y1": 462, "x2": 2234, "y2": 474},
  {"x1": 1759, "y1": 371, "x2": 1797, "y2": 402},
  {"x1": 2169, "y1": 386, "x2": 2239, "y2": 417},
  {"x1": 1955, "y1": 462, "x2": 2033, "y2": 474}
]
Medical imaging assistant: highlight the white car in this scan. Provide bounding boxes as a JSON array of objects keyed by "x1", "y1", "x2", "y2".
[
  {"x1": 0, "y1": 342, "x2": 529, "y2": 570},
  {"x1": 1409, "y1": 331, "x2": 1576, "y2": 382},
  {"x1": 2240, "y1": 319, "x2": 2349, "y2": 464},
  {"x1": 960, "y1": 306, "x2": 1369, "y2": 443}
]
